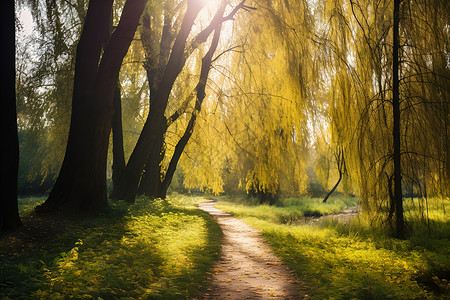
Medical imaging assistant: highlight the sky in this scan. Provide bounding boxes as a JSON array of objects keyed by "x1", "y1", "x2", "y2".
[{"x1": 17, "y1": 6, "x2": 34, "y2": 37}]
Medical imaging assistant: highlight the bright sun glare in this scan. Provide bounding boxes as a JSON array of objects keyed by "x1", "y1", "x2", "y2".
[
  {"x1": 18, "y1": 7, "x2": 34, "y2": 36},
  {"x1": 204, "y1": 0, "x2": 224, "y2": 11}
]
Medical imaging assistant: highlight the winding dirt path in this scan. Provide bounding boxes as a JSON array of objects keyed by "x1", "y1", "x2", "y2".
[{"x1": 197, "y1": 201, "x2": 303, "y2": 299}]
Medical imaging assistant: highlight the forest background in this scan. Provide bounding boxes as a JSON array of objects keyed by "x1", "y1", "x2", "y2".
[
  {"x1": 9, "y1": 0, "x2": 448, "y2": 237},
  {"x1": 0, "y1": 0, "x2": 448, "y2": 298}
]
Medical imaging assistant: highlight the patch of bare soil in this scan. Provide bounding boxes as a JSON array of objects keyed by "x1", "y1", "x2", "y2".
[{"x1": 197, "y1": 201, "x2": 303, "y2": 299}]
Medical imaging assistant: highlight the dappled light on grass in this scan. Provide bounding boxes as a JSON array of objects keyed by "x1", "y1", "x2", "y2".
[
  {"x1": 0, "y1": 195, "x2": 221, "y2": 299},
  {"x1": 261, "y1": 224, "x2": 443, "y2": 299},
  {"x1": 217, "y1": 196, "x2": 449, "y2": 299}
]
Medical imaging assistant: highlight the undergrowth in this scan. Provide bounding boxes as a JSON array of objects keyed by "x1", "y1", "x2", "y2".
[
  {"x1": 0, "y1": 194, "x2": 221, "y2": 299},
  {"x1": 216, "y1": 196, "x2": 449, "y2": 300}
]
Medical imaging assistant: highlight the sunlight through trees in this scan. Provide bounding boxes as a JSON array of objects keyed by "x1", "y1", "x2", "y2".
[{"x1": 11, "y1": 0, "x2": 449, "y2": 236}]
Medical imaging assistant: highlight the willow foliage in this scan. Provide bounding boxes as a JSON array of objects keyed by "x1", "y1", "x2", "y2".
[
  {"x1": 313, "y1": 0, "x2": 449, "y2": 223},
  {"x1": 181, "y1": 0, "x2": 448, "y2": 219},
  {"x1": 179, "y1": 0, "x2": 312, "y2": 197},
  {"x1": 15, "y1": 0, "x2": 448, "y2": 221}
]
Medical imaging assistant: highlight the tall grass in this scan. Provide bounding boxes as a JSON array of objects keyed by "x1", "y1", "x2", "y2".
[{"x1": 216, "y1": 196, "x2": 449, "y2": 299}]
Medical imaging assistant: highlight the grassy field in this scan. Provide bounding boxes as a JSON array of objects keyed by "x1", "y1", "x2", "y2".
[
  {"x1": 215, "y1": 195, "x2": 359, "y2": 223},
  {"x1": 1, "y1": 194, "x2": 221, "y2": 299},
  {"x1": 216, "y1": 196, "x2": 449, "y2": 300},
  {"x1": 2, "y1": 194, "x2": 448, "y2": 299}
]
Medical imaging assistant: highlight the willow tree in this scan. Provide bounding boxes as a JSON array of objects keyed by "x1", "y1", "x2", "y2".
[
  {"x1": 113, "y1": 0, "x2": 253, "y2": 202},
  {"x1": 146, "y1": 0, "x2": 447, "y2": 215},
  {"x1": 309, "y1": 0, "x2": 448, "y2": 237},
  {"x1": 395, "y1": 0, "x2": 449, "y2": 230},
  {"x1": 176, "y1": 0, "x2": 314, "y2": 200},
  {"x1": 309, "y1": 0, "x2": 407, "y2": 233},
  {"x1": 36, "y1": 0, "x2": 147, "y2": 214},
  {"x1": 349, "y1": 0, "x2": 447, "y2": 235},
  {"x1": 399, "y1": 0, "x2": 449, "y2": 197}
]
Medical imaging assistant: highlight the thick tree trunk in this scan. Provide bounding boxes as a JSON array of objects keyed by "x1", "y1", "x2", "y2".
[
  {"x1": 159, "y1": 114, "x2": 198, "y2": 199},
  {"x1": 112, "y1": 85, "x2": 126, "y2": 196},
  {"x1": 136, "y1": 120, "x2": 167, "y2": 198},
  {"x1": 36, "y1": 0, "x2": 147, "y2": 214},
  {"x1": 113, "y1": 2, "x2": 205, "y2": 203},
  {"x1": 392, "y1": 0, "x2": 405, "y2": 239},
  {"x1": 1, "y1": 0, "x2": 22, "y2": 232},
  {"x1": 114, "y1": 1, "x2": 246, "y2": 203}
]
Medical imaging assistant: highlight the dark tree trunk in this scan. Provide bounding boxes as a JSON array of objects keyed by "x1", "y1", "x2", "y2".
[
  {"x1": 159, "y1": 26, "x2": 223, "y2": 199},
  {"x1": 159, "y1": 114, "x2": 197, "y2": 199},
  {"x1": 323, "y1": 147, "x2": 345, "y2": 203},
  {"x1": 114, "y1": 1, "x2": 248, "y2": 202},
  {"x1": 136, "y1": 120, "x2": 167, "y2": 198},
  {"x1": 36, "y1": 0, "x2": 147, "y2": 214},
  {"x1": 1, "y1": 0, "x2": 22, "y2": 232},
  {"x1": 112, "y1": 85, "x2": 125, "y2": 197},
  {"x1": 392, "y1": 0, "x2": 405, "y2": 239},
  {"x1": 113, "y1": 1, "x2": 205, "y2": 203},
  {"x1": 386, "y1": 173, "x2": 395, "y2": 222},
  {"x1": 322, "y1": 172, "x2": 342, "y2": 203}
]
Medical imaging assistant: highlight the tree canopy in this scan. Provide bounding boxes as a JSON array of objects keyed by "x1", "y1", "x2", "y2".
[{"x1": 12, "y1": 0, "x2": 449, "y2": 236}]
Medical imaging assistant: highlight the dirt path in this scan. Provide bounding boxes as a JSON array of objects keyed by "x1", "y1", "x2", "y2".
[{"x1": 197, "y1": 201, "x2": 303, "y2": 299}]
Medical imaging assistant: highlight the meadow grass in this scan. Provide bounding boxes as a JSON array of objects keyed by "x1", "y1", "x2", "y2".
[
  {"x1": 1, "y1": 194, "x2": 221, "y2": 299},
  {"x1": 216, "y1": 196, "x2": 449, "y2": 300},
  {"x1": 215, "y1": 195, "x2": 359, "y2": 224}
]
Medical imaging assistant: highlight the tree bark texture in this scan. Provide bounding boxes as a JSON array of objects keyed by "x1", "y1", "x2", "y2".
[
  {"x1": 37, "y1": 0, "x2": 147, "y2": 214},
  {"x1": 112, "y1": 85, "x2": 126, "y2": 195},
  {"x1": 136, "y1": 120, "x2": 167, "y2": 198},
  {"x1": 1, "y1": 0, "x2": 22, "y2": 231},
  {"x1": 392, "y1": 0, "x2": 405, "y2": 239}
]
